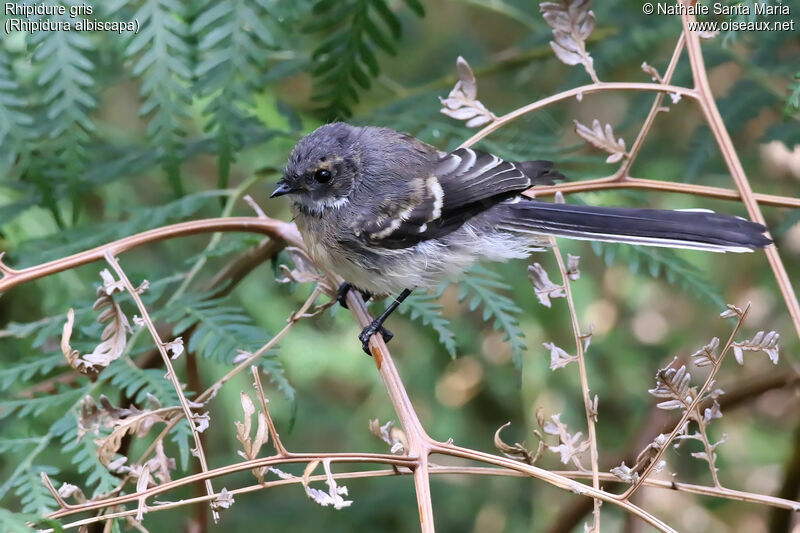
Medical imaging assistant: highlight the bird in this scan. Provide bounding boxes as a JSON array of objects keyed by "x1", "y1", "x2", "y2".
[{"x1": 271, "y1": 122, "x2": 772, "y2": 354}]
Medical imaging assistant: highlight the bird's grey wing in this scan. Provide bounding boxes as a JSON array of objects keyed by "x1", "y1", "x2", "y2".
[{"x1": 356, "y1": 147, "x2": 562, "y2": 249}]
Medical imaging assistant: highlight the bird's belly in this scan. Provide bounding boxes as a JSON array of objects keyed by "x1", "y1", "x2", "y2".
[
  {"x1": 297, "y1": 217, "x2": 539, "y2": 296},
  {"x1": 298, "y1": 217, "x2": 388, "y2": 294}
]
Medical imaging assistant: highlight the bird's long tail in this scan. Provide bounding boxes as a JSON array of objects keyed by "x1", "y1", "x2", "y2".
[{"x1": 500, "y1": 200, "x2": 772, "y2": 252}]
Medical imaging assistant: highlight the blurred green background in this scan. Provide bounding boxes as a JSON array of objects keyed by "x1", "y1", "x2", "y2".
[{"x1": 1, "y1": 0, "x2": 799, "y2": 531}]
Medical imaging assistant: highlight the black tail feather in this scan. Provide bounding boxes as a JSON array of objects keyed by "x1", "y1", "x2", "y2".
[{"x1": 501, "y1": 200, "x2": 772, "y2": 252}]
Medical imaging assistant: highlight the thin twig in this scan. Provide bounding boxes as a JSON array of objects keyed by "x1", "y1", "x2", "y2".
[
  {"x1": 459, "y1": 82, "x2": 697, "y2": 149},
  {"x1": 551, "y1": 241, "x2": 601, "y2": 530},
  {"x1": 616, "y1": 33, "x2": 685, "y2": 179},
  {"x1": 0, "y1": 217, "x2": 304, "y2": 294},
  {"x1": 623, "y1": 306, "x2": 749, "y2": 499},
  {"x1": 46, "y1": 462, "x2": 800, "y2": 532},
  {"x1": 342, "y1": 287, "x2": 437, "y2": 532},
  {"x1": 104, "y1": 251, "x2": 219, "y2": 522}
]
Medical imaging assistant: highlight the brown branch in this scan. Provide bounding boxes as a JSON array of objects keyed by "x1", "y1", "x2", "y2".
[
  {"x1": 526, "y1": 176, "x2": 800, "y2": 209},
  {"x1": 48, "y1": 453, "x2": 420, "y2": 519},
  {"x1": 459, "y1": 82, "x2": 698, "y2": 149},
  {"x1": 769, "y1": 423, "x2": 800, "y2": 532},
  {"x1": 0, "y1": 217, "x2": 303, "y2": 295},
  {"x1": 49, "y1": 462, "x2": 800, "y2": 533},
  {"x1": 682, "y1": 13, "x2": 800, "y2": 344}
]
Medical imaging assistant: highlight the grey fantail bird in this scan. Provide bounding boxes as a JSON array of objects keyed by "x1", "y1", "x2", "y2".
[{"x1": 271, "y1": 122, "x2": 771, "y2": 353}]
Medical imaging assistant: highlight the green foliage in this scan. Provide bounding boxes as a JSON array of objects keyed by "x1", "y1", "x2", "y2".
[
  {"x1": 394, "y1": 292, "x2": 457, "y2": 357},
  {"x1": 0, "y1": 53, "x2": 33, "y2": 177},
  {"x1": 0, "y1": 508, "x2": 63, "y2": 533},
  {"x1": 305, "y1": 0, "x2": 424, "y2": 118},
  {"x1": 26, "y1": 10, "x2": 97, "y2": 224},
  {"x1": 102, "y1": 358, "x2": 181, "y2": 405},
  {"x1": 11, "y1": 465, "x2": 58, "y2": 515},
  {"x1": 785, "y1": 70, "x2": 800, "y2": 118},
  {"x1": 458, "y1": 264, "x2": 526, "y2": 369},
  {"x1": 112, "y1": 0, "x2": 194, "y2": 195},
  {"x1": 52, "y1": 412, "x2": 120, "y2": 495},
  {"x1": 194, "y1": 0, "x2": 281, "y2": 188},
  {"x1": 12, "y1": 190, "x2": 227, "y2": 267},
  {"x1": 0, "y1": 354, "x2": 66, "y2": 392},
  {"x1": 0, "y1": 388, "x2": 86, "y2": 421},
  {"x1": 590, "y1": 242, "x2": 725, "y2": 308},
  {"x1": 163, "y1": 292, "x2": 293, "y2": 400}
]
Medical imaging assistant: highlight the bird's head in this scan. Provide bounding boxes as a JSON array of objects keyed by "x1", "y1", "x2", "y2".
[{"x1": 272, "y1": 122, "x2": 362, "y2": 214}]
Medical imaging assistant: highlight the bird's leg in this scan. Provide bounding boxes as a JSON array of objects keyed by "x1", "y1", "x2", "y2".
[
  {"x1": 359, "y1": 288, "x2": 412, "y2": 354},
  {"x1": 336, "y1": 281, "x2": 393, "y2": 348},
  {"x1": 335, "y1": 281, "x2": 373, "y2": 309}
]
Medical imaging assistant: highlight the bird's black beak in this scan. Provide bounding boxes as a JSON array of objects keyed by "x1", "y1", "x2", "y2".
[{"x1": 270, "y1": 182, "x2": 295, "y2": 198}]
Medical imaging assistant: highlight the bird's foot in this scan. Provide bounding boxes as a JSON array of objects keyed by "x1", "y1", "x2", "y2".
[
  {"x1": 359, "y1": 320, "x2": 394, "y2": 355},
  {"x1": 336, "y1": 282, "x2": 372, "y2": 309}
]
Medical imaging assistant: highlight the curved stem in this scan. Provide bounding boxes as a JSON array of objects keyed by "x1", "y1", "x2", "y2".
[
  {"x1": 460, "y1": 82, "x2": 697, "y2": 149},
  {"x1": 551, "y1": 242, "x2": 600, "y2": 529}
]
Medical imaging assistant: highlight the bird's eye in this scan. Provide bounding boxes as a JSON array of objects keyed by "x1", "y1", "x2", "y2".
[{"x1": 314, "y1": 169, "x2": 332, "y2": 183}]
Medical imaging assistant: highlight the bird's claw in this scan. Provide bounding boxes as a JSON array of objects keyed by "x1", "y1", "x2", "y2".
[
  {"x1": 359, "y1": 322, "x2": 394, "y2": 355},
  {"x1": 336, "y1": 282, "x2": 352, "y2": 309},
  {"x1": 336, "y1": 282, "x2": 372, "y2": 309}
]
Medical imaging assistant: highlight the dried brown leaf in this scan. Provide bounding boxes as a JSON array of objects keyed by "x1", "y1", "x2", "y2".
[
  {"x1": 494, "y1": 422, "x2": 543, "y2": 465},
  {"x1": 542, "y1": 342, "x2": 578, "y2": 370},
  {"x1": 439, "y1": 56, "x2": 497, "y2": 128},
  {"x1": 61, "y1": 269, "x2": 133, "y2": 375},
  {"x1": 213, "y1": 488, "x2": 235, "y2": 510},
  {"x1": 543, "y1": 414, "x2": 590, "y2": 467},
  {"x1": 302, "y1": 459, "x2": 352, "y2": 510},
  {"x1": 527, "y1": 263, "x2": 565, "y2": 308},
  {"x1": 691, "y1": 337, "x2": 720, "y2": 368},
  {"x1": 566, "y1": 254, "x2": 581, "y2": 281},
  {"x1": 641, "y1": 61, "x2": 663, "y2": 83},
  {"x1": 540, "y1": 0, "x2": 598, "y2": 80},
  {"x1": 135, "y1": 465, "x2": 151, "y2": 522},
  {"x1": 369, "y1": 419, "x2": 406, "y2": 455},
  {"x1": 733, "y1": 330, "x2": 780, "y2": 365},
  {"x1": 648, "y1": 361, "x2": 694, "y2": 411},
  {"x1": 574, "y1": 119, "x2": 627, "y2": 163}
]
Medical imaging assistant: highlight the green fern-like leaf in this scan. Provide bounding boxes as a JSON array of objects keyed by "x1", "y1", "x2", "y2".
[
  {"x1": 306, "y1": 0, "x2": 424, "y2": 118},
  {"x1": 114, "y1": 0, "x2": 194, "y2": 195},
  {"x1": 0, "y1": 388, "x2": 86, "y2": 421},
  {"x1": 590, "y1": 242, "x2": 725, "y2": 308},
  {"x1": 393, "y1": 292, "x2": 457, "y2": 357},
  {"x1": 27, "y1": 9, "x2": 97, "y2": 223},
  {"x1": 0, "y1": 354, "x2": 66, "y2": 392},
  {"x1": 193, "y1": 0, "x2": 280, "y2": 189},
  {"x1": 0, "y1": 53, "x2": 33, "y2": 177},
  {"x1": 52, "y1": 412, "x2": 120, "y2": 495},
  {"x1": 11, "y1": 465, "x2": 59, "y2": 515},
  {"x1": 0, "y1": 509, "x2": 46, "y2": 532},
  {"x1": 13, "y1": 190, "x2": 226, "y2": 267},
  {"x1": 102, "y1": 357, "x2": 182, "y2": 405},
  {"x1": 162, "y1": 293, "x2": 294, "y2": 400},
  {"x1": 458, "y1": 264, "x2": 526, "y2": 369}
]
